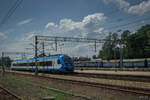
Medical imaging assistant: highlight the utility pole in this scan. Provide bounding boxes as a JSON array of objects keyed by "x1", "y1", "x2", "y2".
[
  {"x1": 55, "y1": 38, "x2": 57, "y2": 51},
  {"x1": 120, "y1": 43, "x2": 123, "y2": 69},
  {"x1": 94, "y1": 41, "x2": 96, "y2": 52},
  {"x1": 1, "y1": 52, "x2": 5, "y2": 77},
  {"x1": 42, "y1": 42, "x2": 45, "y2": 56},
  {"x1": 35, "y1": 36, "x2": 38, "y2": 76},
  {"x1": 21, "y1": 52, "x2": 25, "y2": 60}
]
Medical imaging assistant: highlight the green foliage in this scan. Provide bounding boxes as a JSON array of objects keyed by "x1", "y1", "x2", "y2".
[
  {"x1": 121, "y1": 30, "x2": 130, "y2": 58},
  {"x1": 38, "y1": 53, "x2": 46, "y2": 57},
  {"x1": 0, "y1": 56, "x2": 12, "y2": 67},
  {"x1": 98, "y1": 32, "x2": 120, "y2": 60},
  {"x1": 97, "y1": 24, "x2": 150, "y2": 59},
  {"x1": 92, "y1": 55, "x2": 97, "y2": 59},
  {"x1": 126, "y1": 24, "x2": 150, "y2": 58}
]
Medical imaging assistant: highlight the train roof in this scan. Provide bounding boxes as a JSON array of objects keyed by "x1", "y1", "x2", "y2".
[{"x1": 12, "y1": 54, "x2": 67, "y2": 63}]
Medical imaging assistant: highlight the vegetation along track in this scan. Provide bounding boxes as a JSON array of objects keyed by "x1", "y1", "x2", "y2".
[
  {"x1": 73, "y1": 72, "x2": 150, "y2": 82},
  {"x1": 5, "y1": 70, "x2": 150, "y2": 96},
  {"x1": 0, "y1": 86, "x2": 22, "y2": 100}
]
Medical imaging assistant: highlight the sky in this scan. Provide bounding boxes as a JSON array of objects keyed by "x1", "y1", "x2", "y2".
[{"x1": 0, "y1": 0, "x2": 150, "y2": 58}]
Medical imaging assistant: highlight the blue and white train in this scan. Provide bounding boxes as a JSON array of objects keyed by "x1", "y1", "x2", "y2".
[{"x1": 11, "y1": 54, "x2": 74, "y2": 73}]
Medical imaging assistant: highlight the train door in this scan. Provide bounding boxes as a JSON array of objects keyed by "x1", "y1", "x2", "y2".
[
  {"x1": 55, "y1": 59, "x2": 61, "y2": 68},
  {"x1": 52, "y1": 59, "x2": 55, "y2": 69},
  {"x1": 46, "y1": 60, "x2": 52, "y2": 69},
  {"x1": 53, "y1": 59, "x2": 57, "y2": 68},
  {"x1": 42, "y1": 58, "x2": 46, "y2": 71}
]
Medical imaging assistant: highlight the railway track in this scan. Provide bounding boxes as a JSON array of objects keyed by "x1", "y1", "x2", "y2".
[
  {"x1": 73, "y1": 72, "x2": 150, "y2": 82},
  {"x1": 5, "y1": 70, "x2": 150, "y2": 97},
  {"x1": 0, "y1": 86, "x2": 22, "y2": 100}
]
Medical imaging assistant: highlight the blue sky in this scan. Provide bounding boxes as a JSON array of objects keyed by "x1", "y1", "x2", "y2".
[{"x1": 0, "y1": 0, "x2": 150, "y2": 57}]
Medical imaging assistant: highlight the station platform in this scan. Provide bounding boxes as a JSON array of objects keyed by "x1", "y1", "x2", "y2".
[{"x1": 75, "y1": 70, "x2": 150, "y2": 77}]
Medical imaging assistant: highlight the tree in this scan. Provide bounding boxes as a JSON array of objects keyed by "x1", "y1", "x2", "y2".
[
  {"x1": 126, "y1": 24, "x2": 150, "y2": 58},
  {"x1": 38, "y1": 53, "x2": 46, "y2": 58},
  {"x1": 121, "y1": 30, "x2": 130, "y2": 44},
  {"x1": 0, "y1": 56, "x2": 12, "y2": 67},
  {"x1": 97, "y1": 24, "x2": 150, "y2": 59},
  {"x1": 98, "y1": 32, "x2": 112, "y2": 60},
  {"x1": 98, "y1": 32, "x2": 120, "y2": 60},
  {"x1": 92, "y1": 55, "x2": 97, "y2": 59},
  {"x1": 121, "y1": 30, "x2": 130, "y2": 58}
]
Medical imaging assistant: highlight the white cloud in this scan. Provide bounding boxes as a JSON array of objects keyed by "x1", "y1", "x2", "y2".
[
  {"x1": 45, "y1": 13, "x2": 107, "y2": 38},
  {"x1": 59, "y1": 19, "x2": 83, "y2": 32},
  {"x1": 45, "y1": 22, "x2": 58, "y2": 29},
  {"x1": 4, "y1": 13, "x2": 108, "y2": 57},
  {"x1": 44, "y1": 13, "x2": 108, "y2": 57},
  {"x1": 128, "y1": 0, "x2": 150, "y2": 15},
  {"x1": 83, "y1": 13, "x2": 106, "y2": 26},
  {"x1": 103, "y1": 0, "x2": 130, "y2": 11},
  {"x1": 103, "y1": 0, "x2": 150, "y2": 15},
  {"x1": 94, "y1": 28, "x2": 105, "y2": 34},
  {"x1": 18, "y1": 19, "x2": 32, "y2": 25},
  {"x1": 116, "y1": 0, "x2": 130, "y2": 11},
  {"x1": 0, "y1": 32, "x2": 7, "y2": 40}
]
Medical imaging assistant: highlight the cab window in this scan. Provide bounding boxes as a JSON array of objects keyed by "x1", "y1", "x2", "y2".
[{"x1": 57, "y1": 59, "x2": 61, "y2": 64}]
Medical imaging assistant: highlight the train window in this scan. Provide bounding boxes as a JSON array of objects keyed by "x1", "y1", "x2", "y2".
[
  {"x1": 17, "y1": 63, "x2": 19, "y2": 66},
  {"x1": 13, "y1": 63, "x2": 29, "y2": 66},
  {"x1": 62, "y1": 56, "x2": 73, "y2": 65},
  {"x1": 17, "y1": 63, "x2": 21, "y2": 66},
  {"x1": 13, "y1": 63, "x2": 17, "y2": 66},
  {"x1": 25, "y1": 63, "x2": 27, "y2": 66},
  {"x1": 26, "y1": 63, "x2": 29, "y2": 66},
  {"x1": 29, "y1": 62, "x2": 32, "y2": 66},
  {"x1": 46, "y1": 61, "x2": 52, "y2": 66},
  {"x1": 40, "y1": 62, "x2": 45, "y2": 66},
  {"x1": 32, "y1": 62, "x2": 35, "y2": 66},
  {"x1": 23, "y1": 63, "x2": 26, "y2": 66},
  {"x1": 16, "y1": 63, "x2": 19, "y2": 66},
  {"x1": 29, "y1": 62, "x2": 35, "y2": 66},
  {"x1": 57, "y1": 59, "x2": 61, "y2": 64},
  {"x1": 18, "y1": 63, "x2": 21, "y2": 66},
  {"x1": 19, "y1": 63, "x2": 28, "y2": 66}
]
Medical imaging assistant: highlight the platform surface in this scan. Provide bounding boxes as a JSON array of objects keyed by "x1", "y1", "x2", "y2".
[{"x1": 75, "y1": 70, "x2": 150, "y2": 76}]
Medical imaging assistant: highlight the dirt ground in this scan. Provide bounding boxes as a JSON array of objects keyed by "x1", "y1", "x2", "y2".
[
  {"x1": 0, "y1": 72, "x2": 150, "y2": 100},
  {"x1": 0, "y1": 88, "x2": 19, "y2": 100}
]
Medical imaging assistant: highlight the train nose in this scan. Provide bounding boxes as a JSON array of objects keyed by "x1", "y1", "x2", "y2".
[{"x1": 65, "y1": 65, "x2": 74, "y2": 71}]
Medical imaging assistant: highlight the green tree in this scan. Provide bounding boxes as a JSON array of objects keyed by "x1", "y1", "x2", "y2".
[
  {"x1": 121, "y1": 30, "x2": 130, "y2": 44},
  {"x1": 0, "y1": 56, "x2": 12, "y2": 67},
  {"x1": 92, "y1": 55, "x2": 97, "y2": 59},
  {"x1": 97, "y1": 24, "x2": 150, "y2": 59},
  {"x1": 98, "y1": 32, "x2": 120, "y2": 60},
  {"x1": 121, "y1": 30, "x2": 130, "y2": 58},
  {"x1": 38, "y1": 53, "x2": 46, "y2": 58},
  {"x1": 126, "y1": 24, "x2": 150, "y2": 58}
]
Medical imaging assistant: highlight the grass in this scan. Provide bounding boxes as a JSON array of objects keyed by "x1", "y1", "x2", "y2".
[
  {"x1": 6, "y1": 76, "x2": 29, "y2": 86},
  {"x1": 45, "y1": 88, "x2": 69, "y2": 100},
  {"x1": 0, "y1": 75, "x2": 70, "y2": 100}
]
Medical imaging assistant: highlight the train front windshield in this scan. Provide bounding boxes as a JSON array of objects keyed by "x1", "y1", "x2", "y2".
[{"x1": 62, "y1": 56, "x2": 73, "y2": 66}]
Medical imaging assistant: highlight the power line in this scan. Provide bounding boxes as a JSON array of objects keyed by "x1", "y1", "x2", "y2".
[
  {"x1": 0, "y1": 0, "x2": 23, "y2": 28},
  {"x1": 101, "y1": 7, "x2": 150, "y2": 31},
  {"x1": 105, "y1": 16, "x2": 150, "y2": 31},
  {"x1": 107, "y1": 14, "x2": 138, "y2": 25}
]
